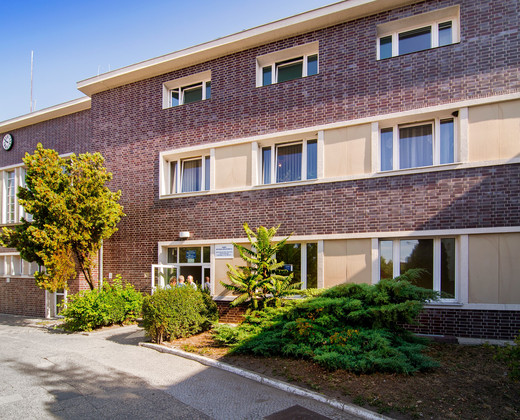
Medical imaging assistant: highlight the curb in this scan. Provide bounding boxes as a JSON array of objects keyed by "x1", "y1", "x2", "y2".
[{"x1": 139, "y1": 342, "x2": 392, "y2": 420}]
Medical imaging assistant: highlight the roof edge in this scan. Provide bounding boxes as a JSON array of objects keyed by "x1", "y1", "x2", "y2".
[
  {"x1": 77, "y1": 0, "x2": 417, "y2": 96},
  {"x1": 0, "y1": 97, "x2": 91, "y2": 132}
]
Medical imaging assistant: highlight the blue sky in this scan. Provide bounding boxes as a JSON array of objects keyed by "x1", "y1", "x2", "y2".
[{"x1": 0, "y1": 0, "x2": 335, "y2": 122}]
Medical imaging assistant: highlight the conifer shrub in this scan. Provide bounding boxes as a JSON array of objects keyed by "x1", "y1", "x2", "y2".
[
  {"x1": 214, "y1": 270, "x2": 440, "y2": 374},
  {"x1": 142, "y1": 287, "x2": 217, "y2": 343},
  {"x1": 494, "y1": 332, "x2": 520, "y2": 381},
  {"x1": 60, "y1": 276, "x2": 143, "y2": 331}
]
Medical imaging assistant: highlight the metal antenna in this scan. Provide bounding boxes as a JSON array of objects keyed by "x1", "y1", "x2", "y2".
[{"x1": 30, "y1": 50, "x2": 34, "y2": 112}]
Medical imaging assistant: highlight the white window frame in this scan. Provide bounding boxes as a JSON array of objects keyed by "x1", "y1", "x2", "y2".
[
  {"x1": 378, "y1": 237, "x2": 458, "y2": 302},
  {"x1": 259, "y1": 138, "x2": 318, "y2": 185},
  {"x1": 162, "y1": 70, "x2": 211, "y2": 109},
  {"x1": 379, "y1": 115, "x2": 457, "y2": 172},
  {"x1": 376, "y1": 5, "x2": 460, "y2": 59},
  {"x1": 276, "y1": 241, "x2": 320, "y2": 290},
  {"x1": 256, "y1": 42, "x2": 319, "y2": 87},
  {"x1": 168, "y1": 154, "x2": 211, "y2": 194}
]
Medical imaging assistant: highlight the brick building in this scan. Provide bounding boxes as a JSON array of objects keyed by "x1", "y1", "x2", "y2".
[{"x1": 0, "y1": 0, "x2": 519, "y2": 338}]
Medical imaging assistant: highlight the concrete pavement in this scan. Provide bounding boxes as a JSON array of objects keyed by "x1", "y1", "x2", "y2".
[{"x1": 0, "y1": 315, "x2": 379, "y2": 419}]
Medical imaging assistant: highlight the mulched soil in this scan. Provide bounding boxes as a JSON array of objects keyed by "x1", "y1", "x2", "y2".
[{"x1": 164, "y1": 331, "x2": 520, "y2": 420}]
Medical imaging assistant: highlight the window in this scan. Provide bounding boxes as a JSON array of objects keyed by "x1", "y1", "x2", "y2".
[
  {"x1": 170, "y1": 80, "x2": 211, "y2": 107},
  {"x1": 377, "y1": 6, "x2": 459, "y2": 59},
  {"x1": 277, "y1": 242, "x2": 318, "y2": 289},
  {"x1": 162, "y1": 70, "x2": 211, "y2": 109},
  {"x1": 164, "y1": 246, "x2": 211, "y2": 289},
  {"x1": 261, "y1": 139, "x2": 317, "y2": 184},
  {"x1": 169, "y1": 155, "x2": 210, "y2": 193},
  {"x1": 256, "y1": 42, "x2": 319, "y2": 87},
  {"x1": 380, "y1": 117, "x2": 455, "y2": 171},
  {"x1": 379, "y1": 238, "x2": 456, "y2": 299},
  {"x1": 6, "y1": 171, "x2": 16, "y2": 223}
]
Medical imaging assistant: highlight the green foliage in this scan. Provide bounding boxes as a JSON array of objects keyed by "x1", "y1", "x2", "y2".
[
  {"x1": 142, "y1": 287, "x2": 217, "y2": 343},
  {"x1": 0, "y1": 144, "x2": 125, "y2": 291},
  {"x1": 216, "y1": 271, "x2": 440, "y2": 374},
  {"x1": 494, "y1": 332, "x2": 520, "y2": 381},
  {"x1": 221, "y1": 224, "x2": 300, "y2": 311},
  {"x1": 60, "y1": 276, "x2": 143, "y2": 331}
]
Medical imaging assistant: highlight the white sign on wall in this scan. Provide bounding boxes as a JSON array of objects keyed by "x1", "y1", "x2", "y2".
[{"x1": 215, "y1": 244, "x2": 234, "y2": 259}]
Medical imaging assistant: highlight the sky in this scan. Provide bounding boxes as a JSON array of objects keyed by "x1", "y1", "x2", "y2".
[{"x1": 0, "y1": 0, "x2": 336, "y2": 122}]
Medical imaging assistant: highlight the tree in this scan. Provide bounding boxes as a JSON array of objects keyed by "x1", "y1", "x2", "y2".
[
  {"x1": 222, "y1": 224, "x2": 300, "y2": 310},
  {"x1": 0, "y1": 144, "x2": 124, "y2": 292}
]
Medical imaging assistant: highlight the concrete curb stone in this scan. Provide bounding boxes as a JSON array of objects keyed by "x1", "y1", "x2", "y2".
[{"x1": 139, "y1": 342, "x2": 392, "y2": 420}]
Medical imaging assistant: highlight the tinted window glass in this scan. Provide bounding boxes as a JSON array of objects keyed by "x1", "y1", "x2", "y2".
[
  {"x1": 277, "y1": 58, "x2": 303, "y2": 83},
  {"x1": 438, "y1": 21, "x2": 452, "y2": 46},
  {"x1": 307, "y1": 140, "x2": 317, "y2": 180},
  {"x1": 400, "y1": 239, "x2": 433, "y2": 289},
  {"x1": 379, "y1": 36, "x2": 392, "y2": 59},
  {"x1": 399, "y1": 26, "x2": 431, "y2": 55},
  {"x1": 262, "y1": 66, "x2": 272, "y2": 86},
  {"x1": 307, "y1": 55, "x2": 318, "y2": 76},
  {"x1": 380, "y1": 128, "x2": 393, "y2": 171}
]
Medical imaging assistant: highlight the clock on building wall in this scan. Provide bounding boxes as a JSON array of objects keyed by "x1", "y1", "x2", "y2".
[{"x1": 2, "y1": 133, "x2": 13, "y2": 151}]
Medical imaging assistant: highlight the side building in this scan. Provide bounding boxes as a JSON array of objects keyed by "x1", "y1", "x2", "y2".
[{"x1": 1, "y1": 0, "x2": 519, "y2": 339}]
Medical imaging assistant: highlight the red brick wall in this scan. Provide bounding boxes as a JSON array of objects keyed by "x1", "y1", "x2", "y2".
[
  {"x1": 0, "y1": 277, "x2": 45, "y2": 317},
  {"x1": 216, "y1": 301, "x2": 246, "y2": 323},
  {"x1": 407, "y1": 308, "x2": 520, "y2": 341},
  {"x1": 91, "y1": 0, "x2": 520, "y2": 290}
]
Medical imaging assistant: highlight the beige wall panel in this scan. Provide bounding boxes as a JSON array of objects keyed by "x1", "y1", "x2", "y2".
[
  {"x1": 214, "y1": 144, "x2": 251, "y2": 189},
  {"x1": 468, "y1": 235, "x2": 499, "y2": 303},
  {"x1": 345, "y1": 239, "x2": 372, "y2": 285},
  {"x1": 323, "y1": 124, "x2": 371, "y2": 178},
  {"x1": 213, "y1": 245, "x2": 244, "y2": 297},
  {"x1": 498, "y1": 233, "x2": 520, "y2": 304},
  {"x1": 468, "y1": 100, "x2": 520, "y2": 162},
  {"x1": 498, "y1": 100, "x2": 520, "y2": 159},
  {"x1": 323, "y1": 240, "x2": 348, "y2": 287}
]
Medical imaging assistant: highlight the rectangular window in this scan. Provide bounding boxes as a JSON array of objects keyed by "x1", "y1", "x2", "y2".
[
  {"x1": 277, "y1": 242, "x2": 318, "y2": 289},
  {"x1": 167, "y1": 153, "x2": 211, "y2": 194},
  {"x1": 257, "y1": 43, "x2": 319, "y2": 87},
  {"x1": 377, "y1": 6, "x2": 459, "y2": 59},
  {"x1": 170, "y1": 80, "x2": 211, "y2": 107},
  {"x1": 379, "y1": 238, "x2": 456, "y2": 299},
  {"x1": 380, "y1": 117, "x2": 455, "y2": 171},
  {"x1": 261, "y1": 139, "x2": 317, "y2": 184},
  {"x1": 6, "y1": 171, "x2": 16, "y2": 223}
]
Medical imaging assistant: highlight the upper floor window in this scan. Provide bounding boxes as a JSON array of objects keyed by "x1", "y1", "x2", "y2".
[
  {"x1": 380, "y1": 117, "x2": 455, "y2": 171},
  {"x1": 169, "y1": 155, "x2": 211, "y2": 194},
  {"x1": 261, "y1": 139, "x2": 317, "y2": 184},
  {"x1": 162, "y1": 70, "x2": 211, "y2": 109},
  {"x1": 377, "y1": 6, "x2": 459, "y2": 59},
  {"x1": 256, "y1": 42, "x2": 319, "y2": 87},
  {"x1": 6, "y1": 170, "x2": 16, "y2": 223}
]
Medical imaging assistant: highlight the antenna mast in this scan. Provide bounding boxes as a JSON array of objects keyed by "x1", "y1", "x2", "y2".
[{"x1": 30, "y1": 50, "x2": 34, "y2": 113}]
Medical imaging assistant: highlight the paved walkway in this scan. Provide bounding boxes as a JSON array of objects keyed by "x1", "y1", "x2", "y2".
[{"x1": 0, "y1": 314, "x2": 369, "y2": 419}]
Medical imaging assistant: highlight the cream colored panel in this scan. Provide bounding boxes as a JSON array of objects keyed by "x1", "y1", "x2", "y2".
[
  {"x1": 468, "y1": 235, "x2": 499, "y2": 303},
  {"x1": 323, "y1": 240, "x2": 347, "y2": 287},
  {"x1": 214, "y1": 144, "x2": 251, "y2": 189},
  {"x1": 498, "y1": 101, "x2": 520, "y2": 159},
  {"x1": 345, "y1": 239, "x2": 372, "y2": 285},
  {"x1": 468, "y1": 100, "x2": 520, "y2": 162},
  {"x1": 498, "y1": 233, "x2": 520, "y2": 304},
  {"x1": 323, "y1": 124, "x2": 371, "y2": 178},
  {"x1": 214, "y1": 246, "x2": 244, "y2": 297}
]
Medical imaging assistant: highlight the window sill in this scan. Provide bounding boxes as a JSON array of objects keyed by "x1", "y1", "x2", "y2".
[{"x1": 424, "y1": 301, "x2": 462, "y2": 308}]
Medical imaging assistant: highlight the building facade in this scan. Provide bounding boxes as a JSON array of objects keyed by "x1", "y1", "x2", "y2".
[{"x1": 0, "y1": 0, "x2": 519, "y2": 338}]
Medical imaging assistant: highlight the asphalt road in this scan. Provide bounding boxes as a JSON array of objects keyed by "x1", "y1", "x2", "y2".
[{"x1": 0, "y1": 315, "x2": 363, "y2": 420}]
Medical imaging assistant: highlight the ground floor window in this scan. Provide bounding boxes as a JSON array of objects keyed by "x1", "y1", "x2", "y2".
[
  {"x1": 277, "y1": 242, "x2": 318, "y2": 289},
  {"x1": 379, "y1": 237, "x2": 456, "y2": 299},
  {"x1": 163, "y1": 246, "x2": 211, "y2": 289}
]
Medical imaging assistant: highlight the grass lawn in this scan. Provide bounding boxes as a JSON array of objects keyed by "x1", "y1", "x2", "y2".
[{"x1": 166, "y1": 330, "x2": 520, "y2": 420}]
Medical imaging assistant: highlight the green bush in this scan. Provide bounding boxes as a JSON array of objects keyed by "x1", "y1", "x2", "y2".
[
  {"x1": 142, "y1": 287, "x2": 217, "y2": 343},
  {"x1": 495, "y1": 332, "x2": 520, "y2": 381},
  {"x1": 214, "y1": 270, "x2": 440, "y2": 374},
  {"x1": 60, "y1": 276, "x2": 143, "y2": 331}
]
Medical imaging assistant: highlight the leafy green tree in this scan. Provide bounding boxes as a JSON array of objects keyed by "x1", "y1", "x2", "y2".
[
  {"x1": 222, "y1": 224, "x2": 299, "y2": 310},
  {"x1": 0, "y1": 144, "x2": 124, "y2": 292}
]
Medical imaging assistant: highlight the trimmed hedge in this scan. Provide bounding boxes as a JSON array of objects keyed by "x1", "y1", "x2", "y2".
[
  {"x1": 142, "y1": 287, "x2": 218, "y2": 343},
  {"x1": 214, "y1": 270, "x2": 440, "y2": 374},
  {"x1": 60, "y1": 276, "x2": 143, "y2": 331}
]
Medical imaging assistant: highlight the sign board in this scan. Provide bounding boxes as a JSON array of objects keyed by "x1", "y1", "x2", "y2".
[
  {"x1": 215, "y1": 244, "x2": 234, "y2": 259},
  {"x1": 186, "y1": 250, "x2": 197, "y2": 263}
]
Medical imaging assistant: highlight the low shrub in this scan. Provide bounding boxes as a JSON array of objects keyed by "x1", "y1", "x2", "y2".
[
  {"x1": 214, "y1": 270, "x2": 440, "y2": 374},
  {"x1": 142, "y1": 287, "x2": 218, "y2": 343},
  {"x1": 495, "y1": 332, "x2": 520, "y2": 381},
  {"x1": 60, "y1": 276, "x2": 143, "y2": 331}
]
